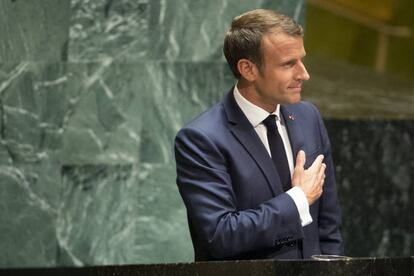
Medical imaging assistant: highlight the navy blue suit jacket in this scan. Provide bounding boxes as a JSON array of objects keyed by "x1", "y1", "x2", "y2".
[{"x1": 175, "y1": 90, "x2": 343, "y2": 261}]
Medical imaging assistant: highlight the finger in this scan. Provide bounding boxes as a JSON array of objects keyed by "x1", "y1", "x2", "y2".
[
  {"x1": 318, "y1": 163, "x2": 327, "y2": 176},
  {"x1": 317, "y1": 164, "x2": 326, "y2": 185},
  {"x1": 320, "y1": 174, "x2": 326, "y2": 186},
  {"x1": 309, "y1": 154, "x2": 324, "y2": 171}
]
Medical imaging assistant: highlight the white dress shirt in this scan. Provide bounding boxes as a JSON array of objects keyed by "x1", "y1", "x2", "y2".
[{"x1": 233, "y1": 86, "x2": 312, "y2": 227}]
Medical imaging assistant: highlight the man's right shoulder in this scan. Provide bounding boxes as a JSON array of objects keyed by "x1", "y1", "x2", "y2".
[{"x1": 179, "y1": 102, "x2": 227, "y2": 135}]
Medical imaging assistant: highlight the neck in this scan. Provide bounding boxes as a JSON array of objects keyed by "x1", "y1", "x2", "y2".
[{"x1": 236, "y1": 79, "x2": 277, "y2": 113}]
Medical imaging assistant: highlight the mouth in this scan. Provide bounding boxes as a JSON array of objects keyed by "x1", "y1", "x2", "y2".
[
  {"x1": 288, "y1": 86, "x2": 302, "y2": 92},
  {"x1": 288, "y1": 81, "x2": 302, "y2": 89}
]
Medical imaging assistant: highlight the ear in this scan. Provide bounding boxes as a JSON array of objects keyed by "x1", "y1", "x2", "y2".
[{"x1": 237, "y1": 59, "x2": 258, "y2": 81}]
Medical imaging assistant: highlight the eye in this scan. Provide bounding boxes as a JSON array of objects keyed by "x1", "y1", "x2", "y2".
[{"x1": 282, "y1": 61, "x2": 295, "y2": 68}]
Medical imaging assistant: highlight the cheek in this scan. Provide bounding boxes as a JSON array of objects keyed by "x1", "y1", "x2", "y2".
[
  {"x1": 272, "y1": 71, "x2": 290, "y2": 84},
  {"x1": 276, "y1": 77, "x2": 291, "y2": 89}
]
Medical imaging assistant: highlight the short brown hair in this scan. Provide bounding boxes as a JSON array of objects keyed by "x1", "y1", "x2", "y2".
[{"x1": 223, "y1": 9, "x2": 303, "y2": 79}]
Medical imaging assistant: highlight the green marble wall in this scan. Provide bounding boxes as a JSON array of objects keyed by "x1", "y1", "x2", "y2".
[
  {"x1": 0, "y1": 0, "x2": 306, "y2": 267},
  {"x1": 0, "y1": 0, "x2": 70, "y2": 61}
]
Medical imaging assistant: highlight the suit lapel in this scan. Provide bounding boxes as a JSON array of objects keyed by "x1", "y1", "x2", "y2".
[
  {"x1": 280, "y1": 105, "x2": 305, "y2": 163},
  {"x1": 222, "y1": 91, "x2": 282, "y2": 196}
]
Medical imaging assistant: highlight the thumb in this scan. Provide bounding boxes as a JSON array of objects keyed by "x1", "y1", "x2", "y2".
[
  {"x1": 295, "y1": 150, "x2": 306, "y2": 168},
  {"x1": 292, "y1": 150, "x2": 305, "y2": 187}
]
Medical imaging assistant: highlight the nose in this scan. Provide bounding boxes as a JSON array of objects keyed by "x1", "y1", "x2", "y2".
[{"x1": 296, "y1": 61, "x2": 310, "y2": 81}]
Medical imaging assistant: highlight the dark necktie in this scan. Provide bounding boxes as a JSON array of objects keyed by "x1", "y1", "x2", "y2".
[{"x1": 262, "y1": 115, "x2": 291, "y2": 191}]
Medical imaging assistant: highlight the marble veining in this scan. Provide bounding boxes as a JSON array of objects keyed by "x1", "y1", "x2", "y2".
[
  {"x1": 327, "y1": 120, "x2": 414, "y2": 257},
  {"x1": 68, "y1": 0, "x2": 305, "y2": 62}
]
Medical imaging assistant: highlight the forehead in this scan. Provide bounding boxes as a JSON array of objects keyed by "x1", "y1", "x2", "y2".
[{"x1": 261, "y1": 32, "x2": 305, "y2": 60}]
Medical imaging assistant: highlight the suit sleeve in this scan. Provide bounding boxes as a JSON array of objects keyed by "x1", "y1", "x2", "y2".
[
  {"x1": 175, "y1": 126, "x2": 303, "y2": 259},
  {"x1": 311, "y1": 105, "x2": 344, "y2": 255}
]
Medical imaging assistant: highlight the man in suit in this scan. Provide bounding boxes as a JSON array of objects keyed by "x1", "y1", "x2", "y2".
[{"x1": 175, "y1": 9, "x2": 343, "y2": 261}]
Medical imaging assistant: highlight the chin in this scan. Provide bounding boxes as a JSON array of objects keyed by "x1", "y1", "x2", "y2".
[{"x1": 287, "y1": 96, "x2": 301, "y2": 105}]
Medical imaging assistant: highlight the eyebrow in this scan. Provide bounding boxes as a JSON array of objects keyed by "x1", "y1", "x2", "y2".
[{"x1": 279, "y1": 53, "x2": 306, "y2": 63}]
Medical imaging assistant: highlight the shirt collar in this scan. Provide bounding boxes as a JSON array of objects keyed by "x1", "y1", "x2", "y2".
[{"x1": 233, "y1": 85, "x2": 282, "y2": 127}]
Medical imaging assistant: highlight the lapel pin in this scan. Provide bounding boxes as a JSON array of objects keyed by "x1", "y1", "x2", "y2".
[{"x1": 288, "y1": 115, "x2": 295, "y2": 121}]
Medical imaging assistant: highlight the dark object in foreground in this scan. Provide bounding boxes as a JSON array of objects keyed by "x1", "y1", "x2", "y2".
[{"x1": 0, "y1": 257, "x2": 412, "y2": 276}]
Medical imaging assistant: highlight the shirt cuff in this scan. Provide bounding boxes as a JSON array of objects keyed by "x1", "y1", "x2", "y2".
[{"x1": 286, "y1": 186, "x2": 313, "y2": 227}]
